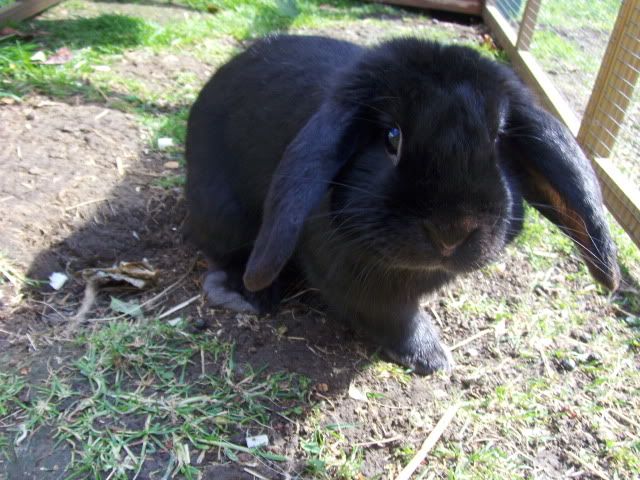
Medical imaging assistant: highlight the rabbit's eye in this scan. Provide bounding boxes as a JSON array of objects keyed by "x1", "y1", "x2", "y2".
[{"x1": 385, "y1": 127, "x2": 402, "y2": 161}]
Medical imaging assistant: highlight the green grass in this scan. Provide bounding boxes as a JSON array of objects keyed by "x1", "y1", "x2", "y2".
[
  {"x1": 1, "y1": 320, "x2": 310, "y2": 479},
  {"x1": 0, "y1": 373, "x2": 25, "y2": 417},
  {"x1": 537, "y1": 0, "x2": 620, "y2": 31},
  {"x1": 301, "y1": 417, "x2": 364, "y2": 479},
  {"x1": 530, "y1": 0, "x2": 620, "y2": 79}
]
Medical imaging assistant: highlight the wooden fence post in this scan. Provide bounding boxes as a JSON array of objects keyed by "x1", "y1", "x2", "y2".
[
  {"x1": 578, "y1": 0, "x2": 639, "y2": 159},
  {"x1": 516, "y1": 0, "x2": 542, "y2": 50},
  {"x1": 577, "y1": 0, "x2": 640, "y2": 246}
]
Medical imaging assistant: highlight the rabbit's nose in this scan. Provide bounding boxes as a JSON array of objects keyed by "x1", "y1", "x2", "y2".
[{"x1": 424, "y1": 219, "x2": 478, "y2": 257}]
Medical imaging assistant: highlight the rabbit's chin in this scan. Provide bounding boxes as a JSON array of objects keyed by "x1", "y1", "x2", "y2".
[{"x1": 395, "y1": 249, "x2": 502, "y2": 275}]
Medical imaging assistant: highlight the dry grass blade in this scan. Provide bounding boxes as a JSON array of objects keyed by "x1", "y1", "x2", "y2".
[
  {"x1": 565, "y1": 451, "x2": 611, "y2": 480},
  {"x1": 450, "y1": 329, "x2": 493, "y2": 351},
  {"x1": 395, "y1": 403, "x2": 461, "y2": 480},
  {"x1": 156, "y1": 294, "x2": 200, "y2": 320},
  {"x1": 243, "y1": 467, "x2": 270, "y2": 479}
]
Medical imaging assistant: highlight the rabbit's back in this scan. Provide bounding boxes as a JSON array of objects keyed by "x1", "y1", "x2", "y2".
[
  {"x1": 185, "y1": 35, "x2": 361, "y2": 261},
  {"x1": 187, "y1": 36, "x2": 362, "y2": 205}
]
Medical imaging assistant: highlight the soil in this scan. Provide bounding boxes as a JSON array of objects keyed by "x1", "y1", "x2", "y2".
[{"x1": 0, "y1": 3, "x2": 638, "y2": 480}]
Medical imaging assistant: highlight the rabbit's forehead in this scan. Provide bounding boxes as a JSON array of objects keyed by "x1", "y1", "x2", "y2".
[
  {"x1": 405, "y1": 94, "x2": 497, "y2": 152},
  {"x1": 373, "y1": 80, "x2": 505, "y2": 139},
  {"x1": 395, "y1": 94, "x2": 503, "y2": 178}
]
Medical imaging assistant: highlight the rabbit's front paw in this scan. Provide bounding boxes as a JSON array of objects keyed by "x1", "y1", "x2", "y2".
[
  {"x1": 384, "y1": 322, "x2": 453, "y2": 375},
  {"x1": 203, "y1": 269, "x2": 259, "y2": 314}
]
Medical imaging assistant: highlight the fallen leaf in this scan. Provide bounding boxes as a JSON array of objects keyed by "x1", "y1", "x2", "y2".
[
  {"x1": 348, "y1": 382, "x2": 368, "y2": 402},
  {"x1": 315, "y1": 383, "x2": 329, "y2": 393},
  {"x1": 30, "y1": 51, "x2": 47, "y2": 62},
  {"x1": 163, "y1": 161, "x2": 180, "y2": 169},
  {"x1": 44, "y1": 47, "x2": 73, "y2": 65},
  {"x1": 81, "y1": 260, "x2": 158, "y2": 290},
  {"x1": 110, "y1": 296, "x2": 143, "y2": 319}
]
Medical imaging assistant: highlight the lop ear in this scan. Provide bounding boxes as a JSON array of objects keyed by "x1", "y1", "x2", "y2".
[
  {"x1": 501, "y1": 98, "x2": 620, "y2": 290},
  {"x1": 243, "y1": 102, "x2": 359, "y2": 292}
]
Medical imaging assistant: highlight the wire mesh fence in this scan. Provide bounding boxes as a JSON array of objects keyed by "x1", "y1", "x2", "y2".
[{"x1": 486, "y1": 0, "x2": 640, "y2": 247}]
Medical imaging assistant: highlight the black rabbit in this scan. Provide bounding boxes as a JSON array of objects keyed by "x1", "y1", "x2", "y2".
[{"x1": 185, "y1": 35, "x2": 620, "y2": 374}]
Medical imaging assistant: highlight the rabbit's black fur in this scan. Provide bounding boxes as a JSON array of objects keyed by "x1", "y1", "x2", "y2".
[{"x1": 186, "y1": 35, "x2": 620, "y2": 374}]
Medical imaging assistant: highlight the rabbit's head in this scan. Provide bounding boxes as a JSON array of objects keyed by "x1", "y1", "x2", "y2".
[{"x1": 243, "y1": 39, "x2": 620, "y2": 292}]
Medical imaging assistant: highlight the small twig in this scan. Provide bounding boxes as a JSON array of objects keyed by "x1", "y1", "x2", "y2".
[
  {"x1": 565, "y1": 451, "x2": 610, "y2": 480},
  {"x1": 160, "y1": 454, "x2": 176, "y2": 480},
  {"x1": 94, "y1": 109, "x2": 109, "y2": 121},
  {"x1": 63, "y1": 197, "x2": 108, "y2": 211},
  {"x1": 611, "y1": 303, "x2": 636, "y2": 318},
  {"x1": 281, "y1": 287, "x2": 320, "y2": 303},
  {"x1": 450, "y1": 329, "x2": 493, "y2": 351},
  {"x1": 243, "y1": 467, "x2": 270, "y2": 480},
  {"x1": 132, "y1": 414, "x2": 151, "y2": 480},
  {"x1": 25, "y1": 333, "x2": 37, "y2": 351},
  {"x1": 395, "y1": 403, "x2": 461, "y2": 480},
  {"x1": 353, "y1": 435, "x2": 402, "y2": 447},
  {"x1": 32, "y1": 300, "x2": 69, "y2": 322},
  {"x1": 428, "y1": 306, "x2": 442, "y2": 327},
  {"x1": 156, "y1": 294, "x2": 200, "y2": 320},
  {"x1": 608, "y1": 409, "x2": 640, "y2": 431},
  {"x1": 87, "y1": 260, "x2": 197, "y2": 323},
  {"x1": 70, "y1": 279, "x2": 99, "y2": 327},
  {"x1": 115, "y1": 157, "x2": 125, "y2": 176},
  {"x1": 536, "y1": 346, "x2": 555, "y2": 377}
]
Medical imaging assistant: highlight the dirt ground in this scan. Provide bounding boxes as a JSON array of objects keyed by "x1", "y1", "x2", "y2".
[{"x1": 1, "y1": 2, "x2": 639, "y2": 480}]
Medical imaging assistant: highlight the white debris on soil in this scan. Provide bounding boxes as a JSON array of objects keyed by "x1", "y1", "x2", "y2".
[
  {"x1": 246, "y1": 434, "x2": 269, "y2": 449},
  {"x1": 48, "y1": 272, "x2": 68, "y2": 290},
  {"x1": 157, "y1": 137, "x2": 174, "y2": 149}
]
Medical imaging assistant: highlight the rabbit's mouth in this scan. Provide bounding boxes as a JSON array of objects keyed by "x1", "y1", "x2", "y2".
[{"x1": 391, "y1": 224, "x2": 508, "y2": 275}]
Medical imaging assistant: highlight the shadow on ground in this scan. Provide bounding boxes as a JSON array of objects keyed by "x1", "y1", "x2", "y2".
[{"x1": 0, "y1": 74, "x2": 374, "y2": 480}]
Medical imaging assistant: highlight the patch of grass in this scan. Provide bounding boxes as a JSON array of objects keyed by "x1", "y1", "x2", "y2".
[
  {"x1": 537, "y1": 0, "x2": 620, "y2": 32},
  {"x1": 531, "y1": 29, "x2": 601, "y2": 73},
  {"x1": 1, "y1": 320, "x2": 310, "y2": 479},
  {"x1": 531, "y1": 28, "x2": 605, "y2": 74},
  {"x1": 301, "y1": 413, "x2": 364, "y2": 479},
  {"x1": 369, "y1": 358, "x2": 412, "y2": 384},
  {"x1": 0, "y1": 253, "x2": 42, "y2": 289},
  {"x1": 513, "y1": 206, "x2": 575, "y2": 270},
  {"x1": 154, "y1": 174, "x2": 185, "y2": 189},
  {"x1": 36, "y1": 14, "x2": 154, "y2": 52},
  {"x1": 438, "y1": 444, "x2": 526, "y2": 480},
  {"x1": 143, "y1": 107, "x2": 190, "y2": 148},
  {"x1": 0, "y1": 0, "x2": 400, "y2": 98},
  {"x1": 0, "y1": 373, "x2": 25, "y2": 416},
  {"x1": 609, "y1": 215, "x2": 640, "y2": 281},
  {"x1": 530, "y1": 0, "x2": 618, "y2": 86}
]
